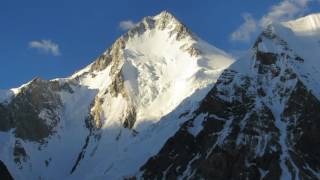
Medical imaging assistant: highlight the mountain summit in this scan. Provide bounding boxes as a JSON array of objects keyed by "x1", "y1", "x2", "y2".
[{"x1": 1, "y1": 12, "x2": 320, "y2": 180}]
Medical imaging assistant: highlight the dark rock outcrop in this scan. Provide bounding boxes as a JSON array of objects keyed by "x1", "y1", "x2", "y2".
[
  {"x1": 0, "y1": 78, "x2": 62, "y2": 142},
  {"x1": 0, "y1": 161, "x2": 13, "y2": 180}
]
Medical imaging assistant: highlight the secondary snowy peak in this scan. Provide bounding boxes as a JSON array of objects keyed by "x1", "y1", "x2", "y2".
[
  {"x1": 282, "y1": 13, "x2": 320, "y2": 34},
  {"x1": 256, "y1": 13, "x2": 320, "y2": 98}
]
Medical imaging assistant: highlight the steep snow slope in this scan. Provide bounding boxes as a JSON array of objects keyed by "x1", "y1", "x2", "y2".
[
  {"x1": 123, "y1": 28, "x2": 231, "y2": 127},
  {"x1": 0, "y1": 11, "x2": 234, "y2": 180}
]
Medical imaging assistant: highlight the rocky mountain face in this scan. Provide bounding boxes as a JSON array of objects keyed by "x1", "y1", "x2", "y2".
[
  {"x1": 0, "y1": 12, "x2": 320, "y2": 180},
  {"x1": 139, "y1": 14, "x2": 320, "y2": 180},
  {"x1": 140, "y1": 27, "x2": 320, "y2": 179}
]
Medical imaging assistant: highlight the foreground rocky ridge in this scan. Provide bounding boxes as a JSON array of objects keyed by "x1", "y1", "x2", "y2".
[{"x1": 139, "y1": 25, "x2": 320, "y2": 180}]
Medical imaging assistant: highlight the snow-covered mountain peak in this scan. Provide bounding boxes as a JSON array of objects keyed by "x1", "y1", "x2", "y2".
[
  {"x1": 67, "y1": 11, "x2": 235, "y2": 131},
  {"x1": 154, "y1": 10, "x2": 175, "y2": 20},
  {"x1": 282, "y1": 13, "x2": 320, "y2": 35},
  {"x1": 71, "y1": 11, "x2": 196, "y2": 78},
  {"x1": 128, "y1": 10, "x2": 189, "y2": 35}
]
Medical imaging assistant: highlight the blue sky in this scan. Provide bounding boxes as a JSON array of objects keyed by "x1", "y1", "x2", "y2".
[{"x1": 1, "y1": 0, "x2": 319, "y2": 88}]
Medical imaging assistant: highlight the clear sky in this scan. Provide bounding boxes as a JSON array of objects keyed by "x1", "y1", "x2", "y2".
[{"x1": 1, "y1": 0, "x2": 319, "y2": 88}]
